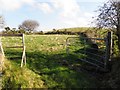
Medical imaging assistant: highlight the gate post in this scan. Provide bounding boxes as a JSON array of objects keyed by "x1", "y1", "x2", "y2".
[
  {"x1": 105, "y1": 32, "x2": 112, "y2": 70},
  {"x1": 66, "y1": 37, "x2": 69, "y2": 55},
  {"x1": 21, "y1": 34, "x2": 26, "y2": 67}
]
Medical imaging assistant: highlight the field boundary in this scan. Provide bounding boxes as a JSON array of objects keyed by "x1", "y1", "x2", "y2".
[
  {"x1": 0, "y1": 34, "x2": 26, "y2": 67},
  {"x1": 66, "y1": 32, "x2": 113, "y2": 71}
]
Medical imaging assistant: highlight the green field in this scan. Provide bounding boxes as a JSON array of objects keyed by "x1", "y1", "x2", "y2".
[{"x1": 2, "y1": 35, "x2": 100, "y2": 88}]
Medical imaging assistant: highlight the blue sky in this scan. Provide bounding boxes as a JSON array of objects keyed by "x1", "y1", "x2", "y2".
[{"x1": 0, "y1": 0, "x2": 107, "y2": 31}]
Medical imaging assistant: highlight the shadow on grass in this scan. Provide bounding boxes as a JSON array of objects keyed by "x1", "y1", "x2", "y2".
[
  {"x1": 74, "y1": 33, "x2": 105, "y2": 68},
  {"x1": 4, "y1": 48, "x2": 99, "y2": 88}
]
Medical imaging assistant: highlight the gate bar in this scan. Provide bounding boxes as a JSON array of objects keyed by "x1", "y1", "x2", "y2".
[{"x1": 1, "y1": 34, "x2": 26, "y2": 67}]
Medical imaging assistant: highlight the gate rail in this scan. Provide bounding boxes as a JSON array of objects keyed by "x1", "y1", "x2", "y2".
[
  {"x1": 0, "y1": 34, "x2": 26, "y2": 67},
  {"x1": 66, "y1": 32, "x2": 113, "y2": 71}
]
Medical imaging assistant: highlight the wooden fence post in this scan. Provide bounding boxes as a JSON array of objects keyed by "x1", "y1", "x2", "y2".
[
  {"x1": 66, "y1": 38, "x2": 69, "y2": 55},
  {"x1": 105, "y1": 32, "x2": 112, "y2": 70},
  {"x1": 21, "y1": 34, "x2": 26, "y2": 67}
]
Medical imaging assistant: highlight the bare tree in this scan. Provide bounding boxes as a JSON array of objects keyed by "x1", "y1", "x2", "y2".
[
  {"x1": 19, "y1": 20, "x2": 39, "y2": 33},
  {"x1": 95, "y1": 0, "x2": 120, "y2": 51}
]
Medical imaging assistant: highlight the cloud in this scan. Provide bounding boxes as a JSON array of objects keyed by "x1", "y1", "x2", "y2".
[
  {"x1": 0, "y1": 0, "x2": 96, "y2": 29},
  {"x1": 0, "y1": 0, "x2": 53, "y2": 14},
  {"x1": 35, "y1": 3, "x2": 53, "y2": 14},
  {"x1": 21, "y1": 0, "x2": 35, "y2": 5},
  {"x1": 0, "y1": 0, "x2": 22, "y2": 11},
  {"x1": 0, "y1": 0, "x2": 35, "y2": 11},
  {"x1": 60, "y1": 14, "x2": 94, "y2": 28},
  {"x1": 22, "y1": 0, "x2": 54, "y2": 14},
  {"x1": 51, "y1": 0, "x2": 80, "y2": 18},
  {"x1": 50, "y1": 0, "x2": 94, "y2": 27},
  {"x1": 75, "y1": 0, "x2": 107, "y2": 2}
]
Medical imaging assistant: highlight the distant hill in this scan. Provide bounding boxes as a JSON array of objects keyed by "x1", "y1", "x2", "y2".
[
  {"x1": 45, "y1": 27, "x2": 107, "y2": 38},
  {"x1": 57, "y1": 27, "x2": 95, "y2": 33}
]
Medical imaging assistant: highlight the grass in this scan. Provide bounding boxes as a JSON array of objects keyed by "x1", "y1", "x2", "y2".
[
  {"x1": 2, "y1": 60, "x2": 45, "y2": 88},
  {"x1": 2, "y1": 34, "x2": 100, "y2": 88}
]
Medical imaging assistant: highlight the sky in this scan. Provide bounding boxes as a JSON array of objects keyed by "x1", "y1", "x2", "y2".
[{"x1": 0, "y1": 0, "x2": 108, "y2": 31}]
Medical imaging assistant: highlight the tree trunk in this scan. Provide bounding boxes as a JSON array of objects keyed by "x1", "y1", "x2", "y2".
[
  {"x1": 117, "y1": 2, "x2": 120, "y2": 55},
  {"x1": 118, "y1": 34, "x2": 120, "y2": 50},
  {"x1": 117, "y1": 23, "x2": 120, "y2": 55}
]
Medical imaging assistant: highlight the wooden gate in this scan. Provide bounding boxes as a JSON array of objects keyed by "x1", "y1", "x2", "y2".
[
  {"x1": 66, "y1": 32, "x2": 112, "y2": 71},
  {"x1": 0, "y1": 34, "x2": 26, "y2": 67}
]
